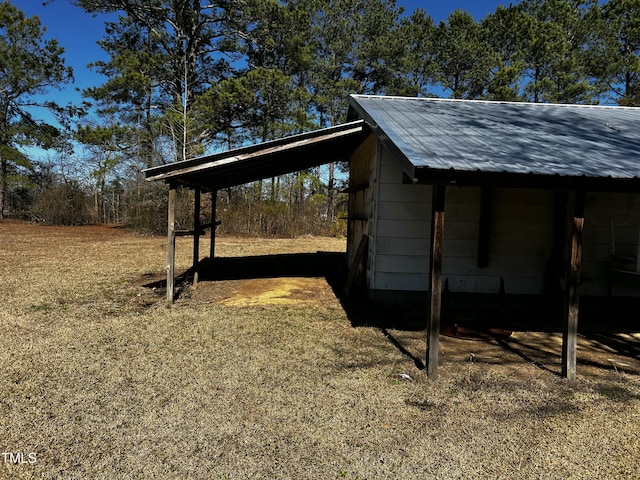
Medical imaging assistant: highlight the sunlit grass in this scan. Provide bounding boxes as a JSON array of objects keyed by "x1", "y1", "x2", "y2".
[{"x1": 1, "y1": 221, "x2": 639, "y2": 479}]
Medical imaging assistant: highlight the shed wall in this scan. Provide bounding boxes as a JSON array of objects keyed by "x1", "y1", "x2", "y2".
[
  {"x1": 583, "y1": 193, "x2": 640, "y2": 296},
  {"x1": 451, "y1": 188, "x2": 554, "y2": 295},
  {"x1": 373, "y1": 188, "x2": 556, "y2": 294},
  {"x1": 372, "y1": 145, "x2": 431, "y2": 292},
  {"x1": 346, "y1": 135, "x2": 377, "y2": 285},
  {"x1": 353, "y1": 141, "x2": 640, "y2": 299}
]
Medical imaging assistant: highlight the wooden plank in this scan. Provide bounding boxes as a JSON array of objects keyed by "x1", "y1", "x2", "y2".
[
  {"x1": 378, "y1": 201, "x2": 431, "y2": 221},
  {"x1": 442, "y1": 203, "x2": 481, "y2": 222},
  {"x1": 444, "y1": 275, "x2": 542, "y2": 295},
  {"x1": 378, "y1": 238, "x2": 554, "y2": 261},
  {"x1": 443, "y1": 186, "x2": 481, "y2": 205},
  {"x1": 349, "y1": 134, "x2": 376, "y2": 171},
  {"x1": 442, "y1": 257, "x2": 548, "y2": 277},
  {"x1": 379, "y1": 164, "x2": 403, "y2": 184},
  {"x1": 199, "y1": 221, "x2": 222, "y2": 230},
  {"x1": 379, "y1": 145, "x2": 401, "y2": 166},
  {"x1": 377, "y1": 219, "x2": 431, "y2": 239},
  {"x1": 166, "y1": 186, "x2": 177, "y2": 305},
  {"x1": 193, "y1": 187, "x2": 201, "y2": 268},
  {"x1": 374, "y1": 272, "x2": 429, "y2": 291},
  {"x1": 376, "y1": 237, "x2": 431, "y2": 256},
  {"x1": 210, "y1": 190, "x2": 218, "y2": 259},
  {"x1": 562, "y1": 191, "x2": 585, "y2": 382},
  {"x1": 377, "y1": 183, "x2": 432, "y2": 203},
  {"x1": 344, "y1": 234, "x2": 369, "y2": 296},
  {"x1": 413, "y1": 168, "x2": 640, "y2": 193},
  {"x1": 491, "y1": 221, "x2": 552, "y2": 241},
  {"x1": 175, "y1": 229, "x2": 206, "y2": 237},
  {"x1": 551, "y1": 191, "x2": 569, "y2": 267},
  {"x1": 427, "y1": 184, "x2": 446, "y2": 378},
  {"x1": 376, "y1": 254, "x2": 430, "y2": 274},
  {"x1": 193, "y1": 187, "x2": 201, "y2": 286}
]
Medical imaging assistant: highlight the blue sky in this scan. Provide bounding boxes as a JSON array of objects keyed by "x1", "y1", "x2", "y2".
[
  {"x1": 9, "y1": 0, "x2": 507, "y2": 161},
  {"x1": 12, "y1": 0, "x2": 507, "y2": 108}
]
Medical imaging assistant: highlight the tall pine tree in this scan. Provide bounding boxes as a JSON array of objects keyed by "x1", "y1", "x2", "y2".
[{"x1": 0, "y1": 2, "x2": 74, "y2": 218}]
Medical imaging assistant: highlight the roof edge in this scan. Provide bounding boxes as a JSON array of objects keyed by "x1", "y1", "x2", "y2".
[
  {"x1": 349, "y1": 94, "x2": 637, "y2": 111},
  {"x1": 144, "y1": 119, "x2": 365, "y2": 181}
]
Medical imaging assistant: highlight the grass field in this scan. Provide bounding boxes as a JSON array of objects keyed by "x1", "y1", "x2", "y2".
[{"x1": 1, "y1": 221, "x2": 639, "y2": 479}]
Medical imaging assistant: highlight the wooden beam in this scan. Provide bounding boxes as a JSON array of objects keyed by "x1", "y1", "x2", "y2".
[
  {"x1": 561, "y1": 191, "x2": 585, "y2": 382},
  {"x1": 412, "y1": 168, "x2": 640, "y2": 193},
  {"x1": 166, "y1": 186, "x2": 177, "y2": 305},
  {"x1": 193, "y1": 187, "x2": 201, "y2": 286},
  {"x1": 210, "y1": 190, "x2": 218, "y2": 259},
  {"x1": 175, "y1": 229, "x2": 206, "y2": 237},
  {"x1": 199, "y1": 221, "x2": 221, "y2": 230},
  {"x1": 427, "y1": 184, "x2": 446, "y2": 378}
]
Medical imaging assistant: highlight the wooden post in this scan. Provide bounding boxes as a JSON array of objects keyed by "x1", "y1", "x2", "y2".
[
  {"x1": 167, "y1": 185, "x2": 177, "y2": 305},
  {"x1": 427, "y1": 184, "x2": 446, "y2": 378},
  {"x1": 561, "y1": 191, "x2": 585, "y2": 382},
  {"x1": 210, "y1": 190, "x2": 217, "y2": 260},
  {"x1": 193, "y1": 187, "x2": 201, "y2": 286}
]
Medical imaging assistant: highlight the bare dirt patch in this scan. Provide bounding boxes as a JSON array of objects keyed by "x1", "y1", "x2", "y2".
[
  {"x1": 1, "y1": 221, "x2": 639, "y2": 479},
  {"x1": 210, "y1": 277, "x2": 333, "y2": 306}
]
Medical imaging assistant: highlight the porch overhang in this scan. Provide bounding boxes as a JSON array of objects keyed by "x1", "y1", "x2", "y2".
[{"x1": 144, "y1": 120, "x2": 368, "y2": 190}]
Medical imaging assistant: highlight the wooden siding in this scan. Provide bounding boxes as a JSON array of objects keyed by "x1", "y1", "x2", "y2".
[
  {"x1": 358, "y1": 142, "x2": 640, "y2": 297},
  {"x1": 347, "y1": 135, "x2": 377, "y2": 283},
  {"x1": 371, "y1": 144, "x2": 559, "y2": 294},
  {"x1": 582, "y1": 193, "x2": 640, "y2": 296},
  {"x1": 371, "y1": 145, "x2": 431, "y2": 291}
]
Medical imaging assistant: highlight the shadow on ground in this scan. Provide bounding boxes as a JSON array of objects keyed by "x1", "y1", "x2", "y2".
[{"x1": 142, "y1": 252, "x2": 640, "y2": 376}]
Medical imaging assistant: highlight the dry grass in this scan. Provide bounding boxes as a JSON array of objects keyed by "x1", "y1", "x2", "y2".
[{"x1": 1, "y1": 220, "x2": 639, "y2": 479}]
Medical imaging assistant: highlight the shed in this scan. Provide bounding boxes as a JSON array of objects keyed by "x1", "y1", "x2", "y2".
[{"x1": 145, "y1": 95, "x2": 640, "y2": 381}]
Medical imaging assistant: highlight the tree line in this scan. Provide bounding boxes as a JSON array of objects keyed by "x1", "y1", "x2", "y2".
[{"x1": 1, "y1": 0, "x2": 639, "y2": 235}]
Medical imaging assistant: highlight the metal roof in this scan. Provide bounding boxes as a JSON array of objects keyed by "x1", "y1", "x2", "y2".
[
  {"x1": 144, "y1": 120, "x2": 367, "y2": 190},
  {"x1": 348, "y1": 95, "x2": 640, "y2": 186},
  {"x1": 146, "y1": 95, "x2": 640, "y2": 192}
]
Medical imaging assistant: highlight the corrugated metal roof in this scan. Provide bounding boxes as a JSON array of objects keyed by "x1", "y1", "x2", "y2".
[{"x1": 348, "y1": 95, "x2": 640, "y2": 181}]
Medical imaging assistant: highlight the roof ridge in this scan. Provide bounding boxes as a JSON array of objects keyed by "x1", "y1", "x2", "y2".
[{"x1": 349, "y1": 94, "x2": 637, "y2": 110}]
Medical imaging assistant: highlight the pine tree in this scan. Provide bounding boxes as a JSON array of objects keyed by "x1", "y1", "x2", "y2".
[
  {"x1": 519, "y1": 0, "x2": 597, "y2": 104},
  {"x1": 75, "y1": 0, "x2": 261, "y2": 161},
  {"x1": 0, "y1": 1, "x2": 74, "y2": 218},
  {"x1": 432, "y1": 10, "x2": 498, "y2": 99},
  {"x1": 587, "y1": 0, "x2": 640, "y2": 106}
]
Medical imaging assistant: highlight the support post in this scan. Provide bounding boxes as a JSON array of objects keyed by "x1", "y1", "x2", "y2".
[
  {"x1": 427, "y1": 184, "x2": 446, "y2": 378},
  {"x1": 561, "y1": 191, "x2": 585, "y2": 382},
  {"x1": 166, "y1": 185, "x2": 177, "y2": 305},
  {"x1": 192, "y1": 187, "x2": 201, "y2": 286},
  {"x1": 210, "y1": 190, "x2": 218, "y2": 259}
]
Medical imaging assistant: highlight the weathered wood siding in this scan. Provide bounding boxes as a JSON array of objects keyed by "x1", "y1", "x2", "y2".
[{"x1": 347, "y1": 135, "x2": 377, "y2": 284}]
